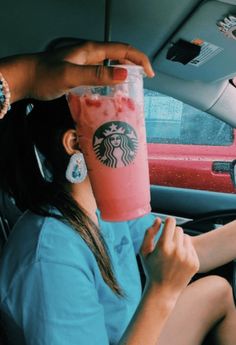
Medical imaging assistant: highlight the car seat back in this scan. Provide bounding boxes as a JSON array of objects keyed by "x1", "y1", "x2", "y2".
[
  {"x1": 0, "y1": 191, "x2": 21, "y2": 256},
  {"x1": 0, "y1": 191, "x2": 21, "y2": 345}
]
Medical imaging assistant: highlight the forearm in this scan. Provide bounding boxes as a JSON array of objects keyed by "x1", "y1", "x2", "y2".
[
  {"x1": 119, "y1": 284, "x2": 179, "y2": 345},
  {"x1": 0, "y1": 54, "x2": 38, "y2": 103},
  {"x1": 192, "y1": 220, "x2": 236, "y2": 273}
]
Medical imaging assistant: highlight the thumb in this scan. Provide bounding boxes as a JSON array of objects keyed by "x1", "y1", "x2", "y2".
[
  {"x1": 64, "y1": 63, "x2": 128, "y2": 88},
  {"x1": 140, "y1": 218, "x2": 162, "y2": 257}
]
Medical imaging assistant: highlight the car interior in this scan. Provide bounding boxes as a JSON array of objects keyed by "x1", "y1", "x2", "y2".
[{"x1": 1, "y1": 0, "x2": 236, "y2": 343}]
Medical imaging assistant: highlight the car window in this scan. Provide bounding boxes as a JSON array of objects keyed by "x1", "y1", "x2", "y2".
[
  {"x1": 144, "y1": 89, "x2": 233, "y2": 146},
  {"x1": 144, "y1": 89, "x2": 236, "y2": 194}
]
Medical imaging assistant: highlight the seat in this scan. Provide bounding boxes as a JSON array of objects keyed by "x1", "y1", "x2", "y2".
[
  {"x1": 0, "y1": 191, "x2": 21, "y2": 256},
  {"x1": 0, "y1": 191, "x2": 21, "y2": 345}
]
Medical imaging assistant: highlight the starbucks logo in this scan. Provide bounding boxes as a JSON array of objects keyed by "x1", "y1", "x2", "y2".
[{"x1": 93, "y1": 121, "x2": 138, "y2": 168}]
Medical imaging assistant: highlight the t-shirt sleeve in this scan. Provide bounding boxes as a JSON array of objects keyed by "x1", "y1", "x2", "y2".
[
  {"x1": 128, "y1": 213, "x2": 163, "y2": 254},
  {"x1": 15, "y1": 260, "x2": 109, "y2": 345}
]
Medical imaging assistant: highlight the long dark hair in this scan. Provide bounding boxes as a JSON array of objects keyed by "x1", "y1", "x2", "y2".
[{"x1": 0, "y1": 97, "x2": 122, "y2": 296}]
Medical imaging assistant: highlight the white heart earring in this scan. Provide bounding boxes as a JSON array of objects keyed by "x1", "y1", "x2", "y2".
[{"x1": 65, "y1": 152, "x2": 87, "y2": 183}]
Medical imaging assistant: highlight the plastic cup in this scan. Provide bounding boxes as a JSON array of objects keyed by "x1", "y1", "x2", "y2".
[{"x1": 67, "y1": 65, "x2": 151, "y2": 221}]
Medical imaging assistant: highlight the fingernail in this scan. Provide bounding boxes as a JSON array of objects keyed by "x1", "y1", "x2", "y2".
[
  {"x1": 149, "y1": 67, "x2": 155, "y2": 78},
  {"x1": 112, "y1": 67, "x2": 128, "y2": 81},
  {"x1": 150, "y1": 70, "x2": 155, "y2": 78}
]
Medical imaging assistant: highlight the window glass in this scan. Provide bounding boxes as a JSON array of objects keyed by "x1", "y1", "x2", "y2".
[{"x1": 144, "y1": 89, "x2": 234, "y2": 146}]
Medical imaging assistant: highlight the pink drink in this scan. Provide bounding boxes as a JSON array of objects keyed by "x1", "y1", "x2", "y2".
[{"x1": 68, "y1": 67, "x2": 151, "y2": 221}]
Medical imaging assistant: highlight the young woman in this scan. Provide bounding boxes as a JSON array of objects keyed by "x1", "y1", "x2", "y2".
[{"x1": 0, "y1": 96, "x2": 235, "y2": 345}]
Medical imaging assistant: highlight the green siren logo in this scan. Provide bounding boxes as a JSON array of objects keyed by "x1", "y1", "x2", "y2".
[{"x1": 93, "y1": 121, "x2": 138, "y2": 168}]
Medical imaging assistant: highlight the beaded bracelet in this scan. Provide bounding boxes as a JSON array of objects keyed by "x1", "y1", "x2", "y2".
[{"x1": 0, "y1": 73, "x2": 11, "y2": 119}]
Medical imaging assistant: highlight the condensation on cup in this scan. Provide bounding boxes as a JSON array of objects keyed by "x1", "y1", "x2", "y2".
[{"x1": 67, "y1": 65, "x2": 151, "y2": 221}]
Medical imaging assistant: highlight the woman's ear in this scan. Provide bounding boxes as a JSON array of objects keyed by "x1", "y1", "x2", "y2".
[{"x1": 62, "y1": 129, "x2": 80, "y2": 155}]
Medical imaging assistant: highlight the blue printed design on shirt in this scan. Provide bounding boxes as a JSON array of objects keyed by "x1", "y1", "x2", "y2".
[{"x1": 114, "y1": 236, "x2": 129, "y2": 254}]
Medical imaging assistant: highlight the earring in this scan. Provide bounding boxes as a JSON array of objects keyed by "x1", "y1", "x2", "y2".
[{"x1": 65, "y1": 152, "x2": 87, "y2": 183}]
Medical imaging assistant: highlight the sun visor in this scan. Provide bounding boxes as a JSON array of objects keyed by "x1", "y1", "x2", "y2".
[{"x1": 153, "y1": 0, "x2": 236, "y2": 81}]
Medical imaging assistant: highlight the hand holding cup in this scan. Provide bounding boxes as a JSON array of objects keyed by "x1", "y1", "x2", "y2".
[{"x1": 140, "y1": 217, "x2": 200, "y2": 299}]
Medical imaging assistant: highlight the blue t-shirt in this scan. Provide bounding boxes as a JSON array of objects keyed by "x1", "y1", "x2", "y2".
[{"x1": 0, "y1": 210, "x2": 161, "y2": 345}]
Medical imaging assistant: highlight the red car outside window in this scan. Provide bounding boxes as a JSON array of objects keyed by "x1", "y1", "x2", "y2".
[{"x1": 144, "y1": 89, "x2": 236, "y2": 193}]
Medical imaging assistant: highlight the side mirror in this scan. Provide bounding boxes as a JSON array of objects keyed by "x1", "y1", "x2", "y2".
[{"x1": 230, "y1": 159, "x2": 236, "y2": 188}]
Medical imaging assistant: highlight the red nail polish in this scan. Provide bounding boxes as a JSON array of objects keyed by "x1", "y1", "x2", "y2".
[{"x1": 113, "y1": 67, "x2": 128, "y2": 81}]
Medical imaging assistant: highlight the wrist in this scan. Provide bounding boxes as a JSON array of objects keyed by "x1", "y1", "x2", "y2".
[
  {"x1": 144, "y1": 282, "x2": 181, "y2": 312},
  {"x1": 0, "y1": 53, "x2": 38, "y2": 103}
]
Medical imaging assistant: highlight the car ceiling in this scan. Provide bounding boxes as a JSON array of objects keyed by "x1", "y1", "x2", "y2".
[{"x1": 1, "y1": 0, "x2": 236, "y2": 126}]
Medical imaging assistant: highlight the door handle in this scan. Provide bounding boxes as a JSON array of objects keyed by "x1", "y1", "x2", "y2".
[{"x1": 212, "y1": 161, "x2": 231, "y2": 173}]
